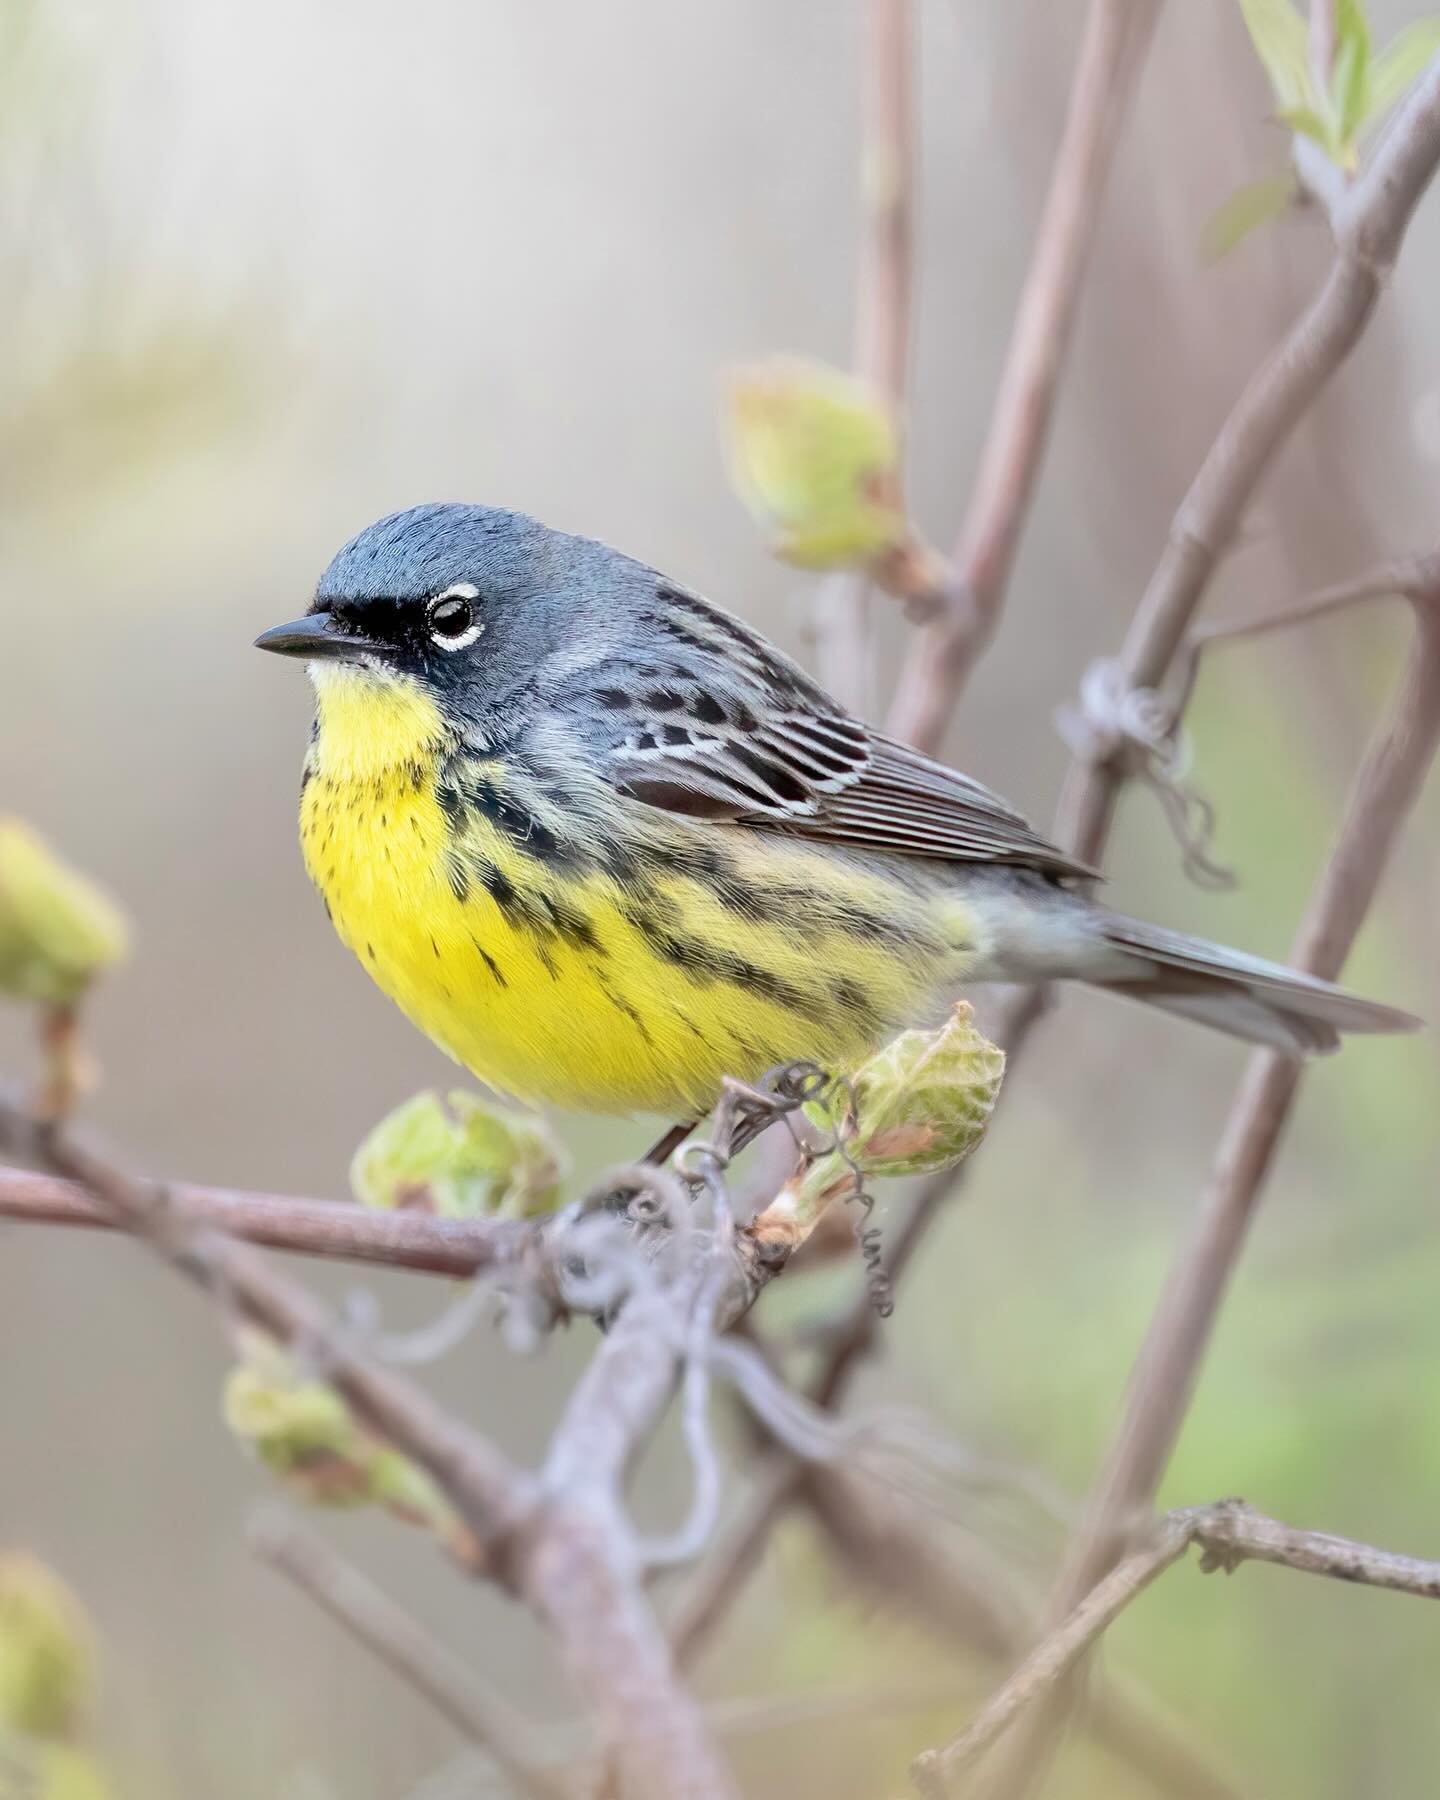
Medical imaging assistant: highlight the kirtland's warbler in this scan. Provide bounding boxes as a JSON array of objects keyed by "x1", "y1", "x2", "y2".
[{"x1": 256, "y1": 504, "x2": 1416, "y2": 1115}]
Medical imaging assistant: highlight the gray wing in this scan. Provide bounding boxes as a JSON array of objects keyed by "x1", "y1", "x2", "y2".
[{"x1": 559, "y1": 578, "x2": 1093, "y2": 884}]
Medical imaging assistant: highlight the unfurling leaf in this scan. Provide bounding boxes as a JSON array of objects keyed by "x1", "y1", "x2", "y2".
[
  {"x1": 809, "y1": 1001, "x2": 1006, "y2": 1180},
  {"x1": 755, "y1": 1005, "x2": 1004, "y2": 1253},
  {"x1": 1235, "y1": 0, "x2": 1314, "y2": 111},
  {"x1": 350, "y1": 1089, "x2": 565, "y2": 1219},
  {"x1": 0, "y1": 1555, "x2": 95, "y2": 1740},
  {"x1": 1276, "y1": 101, "x2": 1340, "y2": 153},
  {"x1": 0, "y1": 820, "x2": 128, "y2": 1007},
  {"x1": 1202, "y1": 172, "x2": 1298, "y2": 259},
  {"x1": 222, "y1": 1337, "x2": 477, "y2": 1560},
  {"x1": 724, "y1": 357, "x2": 905, "y2": 569},
  {"x1": 1330, "y1": 0, "x2": 1372, "y2": 145},
  {"x1": 1368, "y1": 18, "x2": 1440, "y2": 118}
]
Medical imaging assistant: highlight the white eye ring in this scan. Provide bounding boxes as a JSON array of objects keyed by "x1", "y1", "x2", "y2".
[{"x1": 427, "y1": 582, "x2": 483, "y2": 651}]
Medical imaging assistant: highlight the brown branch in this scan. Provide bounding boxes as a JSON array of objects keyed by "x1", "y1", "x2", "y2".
[
  {"x1": 669, "y1": 1137, "x2": 1011, "y2": 1674},
  {"x1": 911, "y1": 1500, "x2": 1440, "y2": 1796},
  {"x1": 0, "y1": 1092, "x2": 742, "y2": 1798},
  {"x1": 805, "y1": 1468, "x2": 1242, "y2": 1800},
  {"x1": 975, "y1": 591, "x2": 1440, "y2": 1799},
  {"x1": 1169, "y1": 552, "x2": 1440, "y2": 719},
  {"x1": 0, "y1": 1090, "x2": 533, "y2": 1543},
  {"x1": 796, "y1": 50, "x2": 1440, "y2": 1567},
  {"x1": 886, "y1": 0, "x2": 1160, "y2": 751},
  {"x1": 1054, "y1": 594, "x2": 1440, "y2": 1597},
  {"x1": 1053, "y1": 52, "x2": 1440, "y2": 867},
  {"x1": 814, "y1": 0, "x2": 916, "y2": 715},
  {"x1": 250, "y1": 1510, "x2": 569, "y2": 1800},
  {"x1": 0, "y1": 1162, "x2": 543, "y2": 1278},
  {"x1": 674, "y1": 4, "x2": 1168, "y2": 1656}
]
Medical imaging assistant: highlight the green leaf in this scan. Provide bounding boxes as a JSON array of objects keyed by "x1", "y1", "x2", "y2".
[
  {"x1": 0, "y1": 819, "x2": 128, "y2": 1008},
  {"x1": 790, "y1": 1001, "x2": 1004, "y2": 1204},
  {"x1": 222, "y1": 1336, "x2": 476, "y2": 1558},
  {"x1": 1235, "y1": 0, "x2": 1314, "y2": 110},
  {"x1": 1329, "y1": 2, "x2": 1372, "y2": 146},
  {"x1": 724, "y1": 357, "x2": 906, "y2": 571},
  {"x1": 349, "y1": 1088, "x2": 565, "y2": 1219},
  {"x1": 1202, "y1": 171, "x2": 1298, "y2": 259},
  {"x1": 1368, "y1": 18, "x2": 1440, "y2": 119},
  {"x1": 1276, "y1": 101, "x2": 1340, "y2": 152},
  {"x1": 0, "y1": 1555, "x2": 94, "y2": 1741}
]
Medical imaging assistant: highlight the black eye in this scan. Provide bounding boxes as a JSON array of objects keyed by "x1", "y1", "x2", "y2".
[{"x1": 426, "y1": 585, "x2": 482, "y2": 649}]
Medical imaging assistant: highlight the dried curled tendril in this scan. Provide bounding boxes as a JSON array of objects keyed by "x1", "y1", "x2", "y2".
[{"x1": 758, "y1": 1061, "x2": 895, "y2": 1319}]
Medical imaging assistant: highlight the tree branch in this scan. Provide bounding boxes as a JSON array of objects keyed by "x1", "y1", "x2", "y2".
[
  {"x1": 250, "y1": 1510, "x2": 569, "y2": 1800},
  {"x1": 814, "y1": 0, "x2": 916, "y2": 716},
  {"x1": 1054, "y1": 591, "x2": 1440, "y2": 1602},
  {"x1": 1053, "y1": 52, "x2": 1440, "y2": 867},
  {"x1": 973, "y1": 587, "x2": 1440, "y2": 1798},
  {"x1": 0, "y1": 1090, "x2": 534, "y2": 1543},
  {"x1": 0, "y1": 1161, "x2": 543, "y2": 1279},
  {"x1": 887, "y1": 0, "x2": 1160, "y2": 751},
  {"x1": 911, "y1": 1499, "x2": 1440, "y2": 1796}
]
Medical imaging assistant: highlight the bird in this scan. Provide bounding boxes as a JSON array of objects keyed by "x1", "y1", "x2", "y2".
[{"x1": 255, "y1": 502, "x2": 1418, "y2": 1118}]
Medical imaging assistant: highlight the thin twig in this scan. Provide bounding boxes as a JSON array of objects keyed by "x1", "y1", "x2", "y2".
[
  {"x1": 912, "y1": 1499, "x2": 1440, "y2": 1795},
  {"x1": 911, "y1": 1519, "x2": 1191, "y2": 1797},
  {"x1": 887, "y1": 0, "x2": 1160, "y2": 751},
  {"x1": 1169, "y1": 552, "x2": 1440, "y2": 718},
  {"x1": 251, "y1": 1510, "x2": 569, "y2": 1800},
  {"x1": 814, "y1": 0, "x2": 916, "y2": 715}
]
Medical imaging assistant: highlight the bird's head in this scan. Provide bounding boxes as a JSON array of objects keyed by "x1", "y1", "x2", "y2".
[{"x1": 256, "y1": 502, "x2": 639, "y2": 737}]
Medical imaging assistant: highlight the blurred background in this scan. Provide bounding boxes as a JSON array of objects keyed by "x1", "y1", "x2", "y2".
[{"x1": 2, "y1": 1, "x2": 1438, "y2": 1795}]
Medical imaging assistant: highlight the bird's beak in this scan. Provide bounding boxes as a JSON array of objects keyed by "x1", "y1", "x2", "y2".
[{"x1": 253, "y1": 613, "x2": 379, "y2": 663}]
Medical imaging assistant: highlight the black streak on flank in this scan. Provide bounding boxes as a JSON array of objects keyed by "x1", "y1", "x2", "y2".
[
  {"x1": 445, "y1": 853, "x2": 470, "y2": 904},
  {"x1": 831, "y1": 976, "x2": 874, "y2": 1021},
  {"x1": 477, "y1": 859, "x2": 518, "y2": 911},
  {"x1": 468, "y1": 774, "x2": 564, "y2": 861},
  {"x1": 540, "y1": 893, "x2": 605, "y2": 955},
  {"x1": 597, "y1": 976, "x2": 656, "y2": 1047},
  {"x1": 626, "y1": 909, "x2": 826, "y2": 1022},
  {"x1": 473, "y1": 937, "x2": 507, "y2": 987}
]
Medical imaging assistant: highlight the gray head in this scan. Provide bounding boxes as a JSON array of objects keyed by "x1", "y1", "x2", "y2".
[{"x1": 255, "y1": 502, "x2": 651, "y2": 727}]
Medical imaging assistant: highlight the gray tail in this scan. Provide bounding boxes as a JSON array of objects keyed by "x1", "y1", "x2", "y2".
[{"x1": 1088, "y1": 913, "x2": 1421, "y2": 1057}]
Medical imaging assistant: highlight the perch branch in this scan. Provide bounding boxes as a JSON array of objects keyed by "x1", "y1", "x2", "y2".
[
  {"x1": 0, "y1": 1090, "x2": 746, "y2": 1799},
  {"x1": 887, "y1": 0, "x2": 1160, "y2": 750}
]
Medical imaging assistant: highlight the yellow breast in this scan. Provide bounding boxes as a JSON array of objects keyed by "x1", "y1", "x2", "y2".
[{"x1": 301, "y1": 667, "x2": 974, "y2": 1115}]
